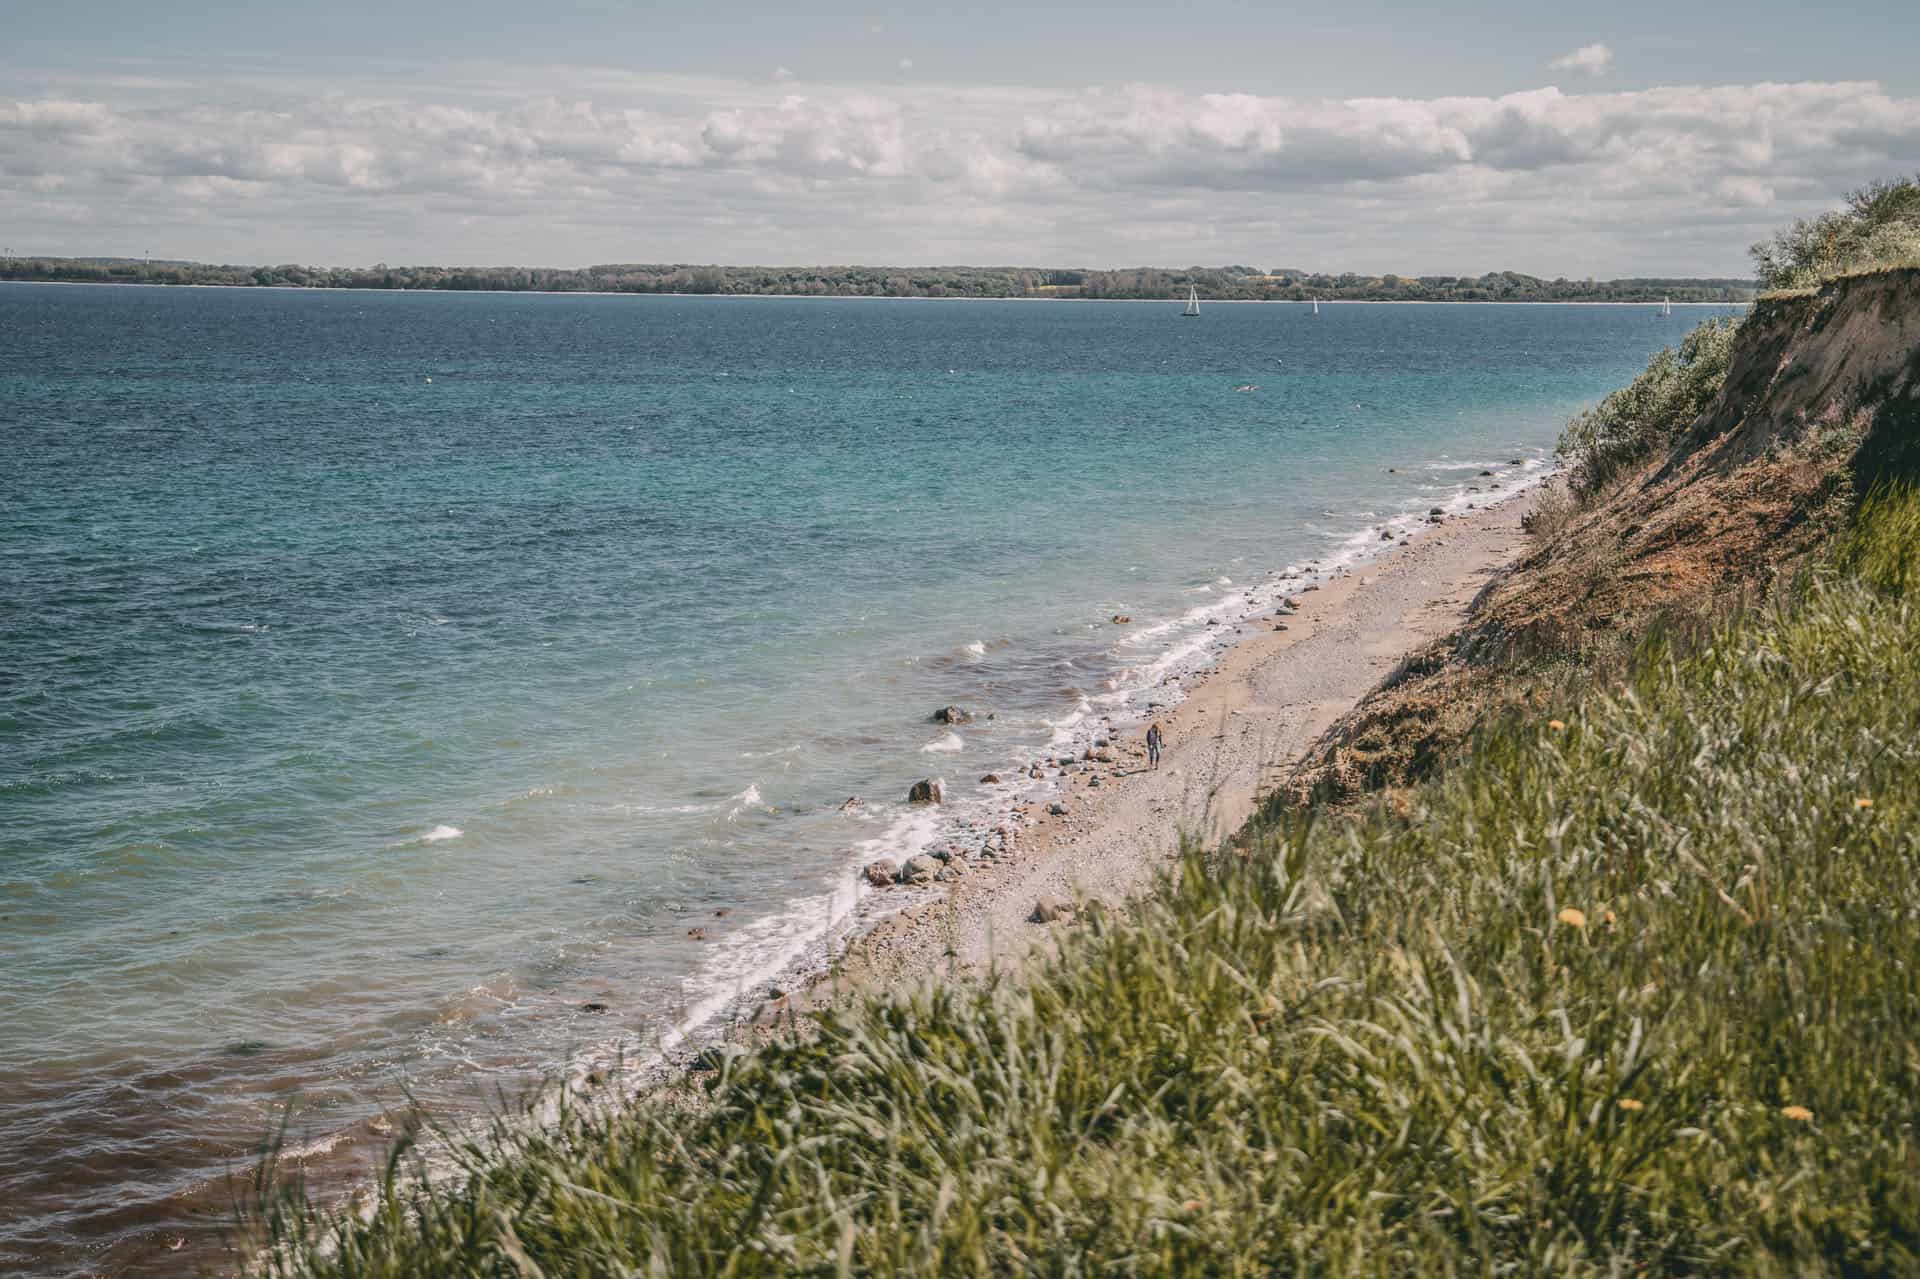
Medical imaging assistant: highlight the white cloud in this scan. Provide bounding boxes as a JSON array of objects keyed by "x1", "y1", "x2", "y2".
[
  {"x1": 1549, "y1": 44, "x2": 1614, "y2": 77},
  {"x1": 1, "y1": 69, "x2": 1914, "y2": 274}
]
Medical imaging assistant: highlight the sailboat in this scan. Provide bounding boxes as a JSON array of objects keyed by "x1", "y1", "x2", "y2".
[
  {"x1": 1182, "y1": 285, "x2": 1200, "y2": 317},
  {"x1": 1312, "y1": 297, "x2": 1321, "y2": 316},
  {"x1": 1659, "y1": 295, "x2": 1673, "y2": 318}
]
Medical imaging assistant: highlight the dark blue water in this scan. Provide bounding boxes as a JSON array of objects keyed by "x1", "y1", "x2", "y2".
[{"x1": 0, "y1": 283, "x2": 1738, "y2": 1274}]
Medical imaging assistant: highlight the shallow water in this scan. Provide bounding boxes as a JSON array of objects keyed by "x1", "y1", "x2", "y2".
[{"x1": 0, "y1": 285, "x2": 1740, "y2": 1273}]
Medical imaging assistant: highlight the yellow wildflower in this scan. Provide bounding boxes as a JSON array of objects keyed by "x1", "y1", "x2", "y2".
[
  {"x1": 1781, "y1": 1105, "x2": 1813, "y2": 1122},
  {"x1": 1557, "y1": 907, "x2": 1587, "y2": 928},
  {"x1": 1548, "y1": 719, "x2": 1566, "y2": 731},
  {"x1": 1618, "y1": 1098, "x2": 1644, "y2": 1112},
  {"x1": 1856, "y1": 797, "x2": 1874, "y2": 809}
]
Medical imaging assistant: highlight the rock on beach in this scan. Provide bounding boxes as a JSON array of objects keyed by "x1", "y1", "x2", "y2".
[{"x1": 1030, "y1": 895, "x2": 1074, "y2": 923}]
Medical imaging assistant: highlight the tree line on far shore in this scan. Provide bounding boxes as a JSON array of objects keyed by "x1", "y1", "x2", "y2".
[{"x1": 0, "y1": 257, "x2": 1756, "y2": 303}]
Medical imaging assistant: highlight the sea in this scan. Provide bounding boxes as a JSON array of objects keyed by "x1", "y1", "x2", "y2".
[{"x1": 0, "y1": 283, "x2": 1743, "y2": 1274}]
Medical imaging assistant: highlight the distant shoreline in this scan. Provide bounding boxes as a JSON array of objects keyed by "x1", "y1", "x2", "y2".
[{"x1": 0, "y1": 279, "x2": 1748, "y2": 307}]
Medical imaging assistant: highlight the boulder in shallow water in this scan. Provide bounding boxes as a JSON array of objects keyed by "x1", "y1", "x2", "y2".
[
  {"x1": 932, "y1": 705, "x2": 972, "y2": 725},
  {"x1": 1111, "y1": 614, "x2": 1131, "y2": 624},
  {"x1": 863, "y1": 859, "x2": 900, "y2": 888},
  {"x1": 907, "y1": 778, "x2": 944, "y2": 805},
  {"x1": 980, "y1": 773, "x2": 1001, "y2": 784},
  {"x1": 899, "y1": 855, "x2": 940, "y2": 885},
  {"x1": 839, "y1": 796, "x2": 863, "y2": 812}
]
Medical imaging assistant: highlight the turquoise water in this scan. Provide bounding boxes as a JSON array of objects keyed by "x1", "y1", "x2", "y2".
[{"x1": 0, "y1": 284, "x2": 1740, "y2": 1273}]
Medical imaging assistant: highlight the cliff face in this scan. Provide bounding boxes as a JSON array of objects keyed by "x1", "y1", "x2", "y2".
[
  {"x1": 1681, "y1": 266, "x2": 1920, "y2": 478},
  {"x1": 1291, "y1": 266, "x2": 1920, "y2": 801}
]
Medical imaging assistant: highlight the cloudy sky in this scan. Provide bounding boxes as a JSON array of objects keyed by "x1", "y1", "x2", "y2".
[{"x1": 4, "y1": 0, "x2": 1918, "y2": 276}]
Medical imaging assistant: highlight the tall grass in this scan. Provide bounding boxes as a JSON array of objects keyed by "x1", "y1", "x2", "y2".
[{"x1": 258, "y1": 494, "x2": 1920, "y2": 1276}]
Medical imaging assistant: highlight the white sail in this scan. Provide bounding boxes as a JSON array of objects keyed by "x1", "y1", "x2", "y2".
[
  {"x1": 1312, "y1": 297, "x2": 1320, "y2": 316},
  {"x1": 1183, "y1": 285, "x2": 1200, "y2": 317}
]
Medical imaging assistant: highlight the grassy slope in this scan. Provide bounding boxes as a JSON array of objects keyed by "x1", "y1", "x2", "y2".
[{"x1": 258, "y1": 495, "x2": 1920, "y2": 1274}]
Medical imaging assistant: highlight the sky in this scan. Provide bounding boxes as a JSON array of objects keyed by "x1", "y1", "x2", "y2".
[{"x1": 3, "y1": 0, "x2": 1918, "y2": 276}]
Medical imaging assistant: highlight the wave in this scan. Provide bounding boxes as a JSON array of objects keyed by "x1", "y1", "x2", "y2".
[
  {"x1": 920, "y1": 732, "x2": 964, "y2": 753},
  {"x1": 724, "y1": 784, "x2": 767, "y2": 820},
  {"x1": 422, "y1": 825, "x2": 463, "y2": 843}
]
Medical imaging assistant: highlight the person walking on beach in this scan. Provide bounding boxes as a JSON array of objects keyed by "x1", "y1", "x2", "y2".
[{"x1": 1146, "y1": 722, "x2": 1164, "y2": 770}]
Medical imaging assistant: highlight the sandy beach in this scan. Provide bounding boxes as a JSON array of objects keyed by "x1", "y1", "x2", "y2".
[{"x1": 799, "y1": 490, "x2": 1540, "y2": 1006}]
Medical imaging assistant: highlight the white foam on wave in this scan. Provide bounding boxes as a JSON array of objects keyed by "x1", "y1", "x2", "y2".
[
  {"x1": 280, "y1": 1130, "x2": 353, "y2": 1162},
  {"x1": 724, "y1": 784, "x2": 766, "y2": 820},
  {"x1": 641, "y1": 794, "x2": 954, "y2": 1058},
  {"x1": 964, "y1": 640, "x2": 987, "y2": 657},
  {"x1": 422, "y1": 825, "x2": 463, "y2": 843},
  {"x1": 619, "y1": 799, "x2": 720, "y2": 816},
  {"x1": 1044, "y1": 697, "x2": 1095, "y2": 746},
  {"x1": 921, "y1": 731, "x2": 964, "y2": 753}
]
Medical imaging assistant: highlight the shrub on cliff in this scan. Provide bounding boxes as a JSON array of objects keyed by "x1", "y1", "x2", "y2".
[
  {"x1": 1752, "y1": 175, "x2": 1920, "y2": 291},
  {"x1": 1556, "y1": 315, "x2": 1742, "y2": 496}
]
